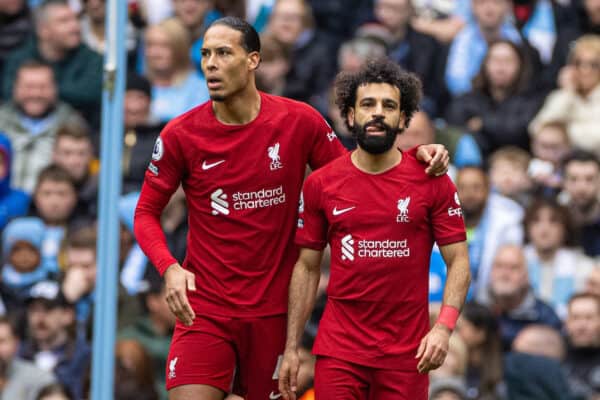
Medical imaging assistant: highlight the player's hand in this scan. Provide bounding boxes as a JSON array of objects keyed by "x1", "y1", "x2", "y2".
[
  {"x1": 415, "y1": 323, "x2": 450, "y2": 373},
  {"x1": 416, "y1": 144, "x2": 449, "y2": 176},
  {"x1": 278, "y1": 347, "x2": 300, "y2": 400},
  {"x1": 164, "y1": 263, "x2": 196, "y2": 326}
]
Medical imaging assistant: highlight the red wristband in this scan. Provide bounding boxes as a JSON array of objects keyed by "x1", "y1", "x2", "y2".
[{"x1": 437, "y1": 305, "x2": 460, "y2": 331}]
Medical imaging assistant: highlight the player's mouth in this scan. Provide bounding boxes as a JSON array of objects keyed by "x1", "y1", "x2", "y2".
[
  {"x1": 207, "y1": 78, "x2": 222, "y2": 90},
  {"x1": 365, "y1": 123, "x2": 386, "y2": 137}
]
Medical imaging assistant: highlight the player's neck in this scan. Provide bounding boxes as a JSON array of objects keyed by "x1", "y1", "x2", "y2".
[
  {"x1": 212, "y1": 87, "x2": 261, "y2": 125},
  {"x1": 351, "y1": 148, "x2": 402, "y2": 174}
]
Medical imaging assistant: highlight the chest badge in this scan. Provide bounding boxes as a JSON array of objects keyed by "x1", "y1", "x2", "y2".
[
  {"x1": 396, "y1": 197, "x2": 410, "y2": 223},
  {"x1": 268, "y1": 143, "x2": 283, "y2": 170}
]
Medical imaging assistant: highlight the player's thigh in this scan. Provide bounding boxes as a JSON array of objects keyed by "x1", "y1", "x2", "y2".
[
  {"x1": 369, "y1": 368, "x2": 428, "y2": 400},
  {"x1": 169, "y1": 384, "x2": 226, "y2": 400},
  {"x1": 236, "y1": 315, "x2": 287, "y2": 400},
  {"x1": 314, "y1": 356, "x2": 369, "y2": 400},
  {"x1": 166, "y1": 325, "x2": 236, "y2": 395}
]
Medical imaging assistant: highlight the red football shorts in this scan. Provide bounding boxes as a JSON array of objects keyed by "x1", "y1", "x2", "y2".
[
  {"x1": 314, "y1": 356, "x2": 428, "y2": 400},
  {"x1": 166, "y1": 313, "x2": 286, "y2": 399}
]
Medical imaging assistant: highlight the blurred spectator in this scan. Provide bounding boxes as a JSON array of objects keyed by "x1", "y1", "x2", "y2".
[
  {"x1": 0, "y1": 315, "x2": 56, "y2": 400},
  {"x1": 504, "y1": 351, "x2": 574, "y2": 400},
  {"x1": 136, "y1": 0, "x2": 173, "y2": 25},
  {"x1": 118, "y1": 268, "x2": 174, "y2": 399},
  {"x1": 523, "y1": 198, "x2": 595, "y2": 318},
  {"x1": 60, "y1": 226, "x2": 142, "y2": 334},
  {"x1": 19, "y1": 280, "x2": 90, "y2": 400},
  {"x1": 562, "y1": 150, "x2": 600, "y2": 257},
  {"x1": 0, "y1": 61, "x2": 87, "y2": 193},
  {"x1": 306, "y1": 0, "x2": 372, "y2": 48},
  {"x1": 0, "y1": 133, "x2": 30, "y2": 230},
  {"x1": 122, "y1": 74, "x2": 165, "y2": 194},
  {"x1": 371, "y1": 0, "x2": 444, "y2": 115},
  {"x1": 456, "y1": 302, "x2": 505, "y2": 400},
  {"x1": 429, "y1": 377, "x2": 468, "y2": 400},
  {"x1": 530, "y1": 35, "x2": 600, "y2": 157},
  {"x1": 245, "y1": 0, "x2": 275, "y2": 32},
  {"x1": 511, "y1": 323, "x2": 565, "y2": 360},
  {"x1": 255, "y1": 33, "x2": 290, "y2": 96},
  {"x1": 529, "y1": 121, "x2": 571, "y2": 195},
  {"x1": 36, "y1": 382, "x2": 74, "y2": 400},
  {"x1": 455, "y1": 166, "x2": 523, "y2": 298},
  {"x1": 30, "y1": 165, "x2": 77, "y2": 272},
  {"x1": 267, "y1": 0, "x2": 335, "y2": 107},
  {"x1": 0, "y1": 0, "x2": 33, "y2": 78},
  {"x1": 337, "y1": 35, "x2": 387, "y2": 74},
  {"x1": 577, "y1": 0, "x2": 600, "y2": 35},
  {"x1": 564, "y1": 292, "x2": 600, "y2": 398},
  {"x1": 144, "y1": 18, "x2": 209, "y2": 122},
  {"x1": 1, "y1": 217, "x2": 54, "y2": 309},
  {"x1": 445, "y1": 0, "x2": 521, "y2": 96},
  {"x1": 172, "y1": 0, "x2": 221, "y2": 74},
  {"x1": 51, "y1": 125, "x2": 97, "y2": 226},
  {"x1": 446, "y1": 40, "x2": 544, "y2": 156},
  {"x1": 410, "y1": 0, "x2": 466, "y2": 44},
  {"x1": 2, "y1": 0, "x2": 103, "y2": 123},
  {"x1": 587, "y1": 267, "x2": 600, "y2": 296},
  {"x1": 488, "y1": 147, "x2": 532, "y2": 206},
  {"x1": 114, "y1": 339, "x2": 158, "y2": 400},
  {"x1": 477, "y1": 244, "x2": 562, "y2": 350},
  {"x1": 397, "y1": 111, "x2": 482, "y2": 170}
]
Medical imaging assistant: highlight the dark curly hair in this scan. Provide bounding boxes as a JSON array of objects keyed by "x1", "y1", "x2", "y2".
[{"x1": 334, "y1": 58, "x2": 422, "y2": 131}]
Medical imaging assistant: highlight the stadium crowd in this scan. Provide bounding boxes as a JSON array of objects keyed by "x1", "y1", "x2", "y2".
[{"x1": 0, "y1": 0, "x2": 599, "y2": 399}]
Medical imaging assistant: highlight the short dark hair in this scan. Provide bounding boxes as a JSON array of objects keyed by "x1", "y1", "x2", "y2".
[
  {"x1": 209, "y1": 17, "x2": 260, "y2": 54},
  {"x1": 568, "y1": 292, "x2": 600, "y2": 314},
  {"x1": 55, "y1": 123, "x2": 91, "y2": 143},
  {"x1": 562, "y1": 149, "x2": 600, "y2": 170},
  {"x1": 64, "y1": 226, "x2": 97, "y2": 252},
  {"x1": 35, "y1": 164, "x2": 76, "y2": 190},
  {"x1": 334, "y1": 58, "x2": 422, "y2": 131},
  {"x1": 16, "y1": 60, "x2": 54, "y2": 80},
  {"x1": 35, "y1": 0, "x2": 70, "y2": 26}
]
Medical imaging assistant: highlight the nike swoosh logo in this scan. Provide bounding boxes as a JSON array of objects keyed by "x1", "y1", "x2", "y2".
[
  {"x1": 333, "y1": 206, "x2": 355, "y2": 216},
  {"x1": 202, "y1": 160, "x2": 225, "y2": 170},
  {"x1": 269, "y1": 392, "x2": 282, "y2": 399}
]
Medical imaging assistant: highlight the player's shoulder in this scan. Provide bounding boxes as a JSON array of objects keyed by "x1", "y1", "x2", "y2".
[
  {"x1": 306, "y1": 153, "x2": 350, "y2": 184},
  {"x1": 401, "y1": 147, "x2": 430, "y2": 180},
  {"x1": 160, "y1": 100, "x2": 213, "y2": 136},
  {"x1": 264, "y1": 93, "x2": 323, "y2": 120}
]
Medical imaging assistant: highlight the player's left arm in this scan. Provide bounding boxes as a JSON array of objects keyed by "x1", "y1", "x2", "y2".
[
  {"x1": 415, "y1": 144, "x2": 450, "y2": 176},
  {"x1": 416, "y1": 241, "x2": 470, "y2": 373}
]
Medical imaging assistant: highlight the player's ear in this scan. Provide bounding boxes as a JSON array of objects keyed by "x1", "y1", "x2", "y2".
[
  {"x1": 400, "y1": 110, "x2": 407, "y2": 129},
  {"x1": 347, "y1": 107, "x2": 355, "y2": 128},
  {"x1": 248, "y1": 51, "x2": 260, "y2": 71}
]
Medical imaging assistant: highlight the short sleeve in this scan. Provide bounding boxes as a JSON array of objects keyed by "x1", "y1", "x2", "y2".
[
  {"x1": 430, "y1": 175, "x2": 467, "y2": 246},
  {"x1": 143, "y1": 123, "x2": 186, "y2": 193},
  {"x1": 306, "y1": 108, "x2": 347, "y2": 170},
  {"x1": 295, "y1": 175, "x2": 328, "y2": 250}
]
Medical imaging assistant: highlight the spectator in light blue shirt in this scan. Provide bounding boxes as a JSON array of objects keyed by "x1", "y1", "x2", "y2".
[
  {"x1": 445, "y1": 0, "x2": 521, "y2": 96},
  {"x1": 144, "y1": 18, "x2": 209, "y2": 122}
]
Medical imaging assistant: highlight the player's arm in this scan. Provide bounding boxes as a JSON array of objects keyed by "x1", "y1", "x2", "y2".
[
  {"x1": 279, "y1": 247, "x2": 323, "y2": 400},
  {"x1": 134, "y1": 130, "x2": 196, "y2": 326},
  {"x1": 416, "y1": 241, "x2": 470, "y2": 373}
]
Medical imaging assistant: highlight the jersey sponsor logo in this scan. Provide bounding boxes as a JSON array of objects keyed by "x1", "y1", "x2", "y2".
[
  {"x1": 448, "y1": 191, "x2": 462, "y2": 217},
  {"x1": 268, "y1": 143, "x2": 283, "y2": 170},
  {"x1": 341, "y1": 234, "x2": 355, "y2": 261},
  {"x1": 168, "y1": 357, "x2": 178, "y2": 379},
  {"x1": 210, "y1": 188, "x2": 229, "y2": 215},
  {"x1": 202, "y1": 159, "x2": 225, "y2": 170},
  {"x1": 152, "y1": 137, "x2": 163, "y2": 161},
  {"x1": 327, "y1": 131, "x2": 337, "y2": 142},
  {"x1": 148, "y1": 162, "x2": 159, "y2": 175},
  {"x1": 341, "y1": 235, "x2": 411, "y2": 260},
  {"x1": 396, "y1": 197, "x2": 411, "y2": 223},
  {"x1": 333, "y1": 206, "x2": 356, "y2": 216},
  {"x1": 211, "y1": 186, "x2": 287, "y2": 215}
]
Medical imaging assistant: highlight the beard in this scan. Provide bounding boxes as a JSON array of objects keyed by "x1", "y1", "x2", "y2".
[{"x1": 352, "y1": 117, "x2": 402, "y2": 155}]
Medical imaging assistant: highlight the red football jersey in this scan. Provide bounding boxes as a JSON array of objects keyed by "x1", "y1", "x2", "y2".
[
  {"x1": 295, "y1": 149, "x2": 466, "y2": 370},
  {"x1": 136, "y1": 92, "x2": 346, "y2": 317}
]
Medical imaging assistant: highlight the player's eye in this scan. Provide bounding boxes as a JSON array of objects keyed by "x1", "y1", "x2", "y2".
[{"x1": 201, "y1": 50, "x2": 209, "y2": 57}]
